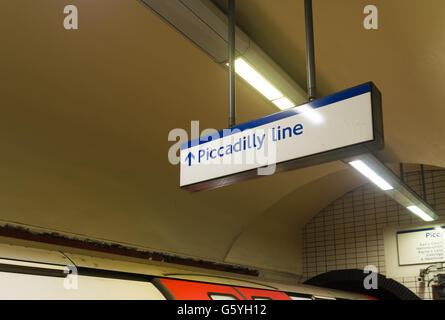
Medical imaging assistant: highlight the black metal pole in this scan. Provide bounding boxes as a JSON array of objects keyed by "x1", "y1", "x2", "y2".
[
  {"x1": 304, "y1": 0, "x2": 316, "y2": 101},
  {"x1": 228, "y1": 0, "x2": 236, "y2": 128},
  {"x1": 420, "y1": 164, "x2": 427, "y2": 201}
]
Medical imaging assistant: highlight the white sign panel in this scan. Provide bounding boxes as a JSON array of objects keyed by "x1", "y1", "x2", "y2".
[
  {"x1": 397, "y1": 227, "x2": 445, "y2": 265},
  {"x1": 180, "y1": 82, "x2": 382, "y2": 191}
]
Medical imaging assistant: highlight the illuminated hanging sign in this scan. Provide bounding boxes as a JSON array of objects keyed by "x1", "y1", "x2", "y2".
[
  {"x1": 397, "y1": 227, "x2": 445, "y2": 265},
  {"x1": 180, "y1": 82, "x2": 383, "y2": 191}
]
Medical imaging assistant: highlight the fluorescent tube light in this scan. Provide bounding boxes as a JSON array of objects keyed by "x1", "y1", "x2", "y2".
[
  {"x1": 345, "y1": 154, "x2": 438, "y2": 222},
  {"x1": 407, "y1": 206, "x2": 435, "y2": 222},
  {"x1": 235, "y1": 58, "x2": 284, "y2": 101},
  {"x1": 0, "y1": 259, "x2": 67, "y2": 271},
  {"x1": 272, "y1": 97, "x2": 294, "y2": 110},
  {"x1": 228, "y1": 58, "x2": 302, "y2": 111},
  {"x1": 349, "y1": 160, "x2": 394, "y2": 191}
]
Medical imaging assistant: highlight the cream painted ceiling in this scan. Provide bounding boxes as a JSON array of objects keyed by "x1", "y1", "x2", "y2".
[{"x1": 0, "y1": 0, "x2": 443, "y2": 275}]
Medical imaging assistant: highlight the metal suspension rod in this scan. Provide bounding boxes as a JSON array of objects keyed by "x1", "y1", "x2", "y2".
[
  {"x1": 228, "y1": 0, "x2": 236, "y2": 128},
  {"x1": 304, "y1": 0, "x2": 316, "y2": 101},
  {"x1": 420, "y1": 164, "x2": 427, "y2": 201}
]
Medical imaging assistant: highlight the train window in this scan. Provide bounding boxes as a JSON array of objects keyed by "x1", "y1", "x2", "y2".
[
  {"x1": 288, "y1": 295, "x2": 312, "y2": 300},
  {"x1": 313, "y1": 295, "x2": 336, "y2": 300},
  {"x1": 208, "y1": 293, "x2": 239, "y2": 300},
  {"x1": 235, "y1": 287, "x2": 291, "y2": 300}
]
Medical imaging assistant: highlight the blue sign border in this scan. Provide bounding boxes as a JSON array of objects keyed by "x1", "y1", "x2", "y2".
[
  {"x1": 181, "y1": 82, "x2": 372, "y2": 150},
  {"x1": 397, "y1": 226, "x2": 444, "y2": 235}
]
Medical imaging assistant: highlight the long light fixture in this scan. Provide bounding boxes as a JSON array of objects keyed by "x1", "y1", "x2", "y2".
[
  {"x1": 349, "y1": 160, "x2": 393, "y2": 191},
  {"x1": 272, "y1": 97, "x2": 295, "y2": 110},
  {"x1": 140, "y1": 1, "x2": 308, "y2": 109},
  {"x1": 228, "y1": 57, "x2": 325, "y2": 121},
  {"x1": 232, "y1": 58, "x2": 327, "y2": 121},
  {"x1": 345, "y1": 153, "x2": 438, "y2": 222},
  {"x1": 407, "y1": 206, "x2": 434, "y2": 222},
  {"x1": 234, "y1": 58, "x2": 296, "y2": 110}
]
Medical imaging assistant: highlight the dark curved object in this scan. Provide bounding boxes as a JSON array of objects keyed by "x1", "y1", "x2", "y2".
[{"x1": 304, "y1": 269, "x2": 420, "y2": 300}]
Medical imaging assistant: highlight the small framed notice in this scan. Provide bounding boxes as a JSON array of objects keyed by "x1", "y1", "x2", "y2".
[{"x1": 397, "y1": 227, "x2": 444, "y2": 266}]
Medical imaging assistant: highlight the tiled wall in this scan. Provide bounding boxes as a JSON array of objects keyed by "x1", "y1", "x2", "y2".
[{"x1": 302, "y1": 168, "x2": 445, "y2": 299}]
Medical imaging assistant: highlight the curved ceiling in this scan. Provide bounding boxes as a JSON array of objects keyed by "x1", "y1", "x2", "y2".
[
  {"x1": 215, "y1": 0, "x2": 445, "y2": 168},
  {"x1": 1, "y1": 0, "x2": 444, "y2": 276}
]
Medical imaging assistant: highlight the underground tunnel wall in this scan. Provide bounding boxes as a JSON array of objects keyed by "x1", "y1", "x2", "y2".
[{"x1": 301, "y1": 166, "x2": 445, "y2": 300}]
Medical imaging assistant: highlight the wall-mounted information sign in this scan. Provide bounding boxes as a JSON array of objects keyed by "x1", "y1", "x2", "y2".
[
  {"x1": 397, "y1": 227, "x2": 445, "y2": 265},
  {"x1": 180, "y1": 82, "x2": 383, "y2": 191}
]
